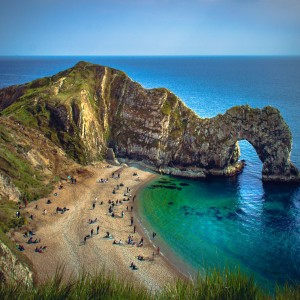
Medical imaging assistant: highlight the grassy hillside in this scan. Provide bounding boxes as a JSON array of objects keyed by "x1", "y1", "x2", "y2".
[
  {"x1": 0, "y1": 117, "x2": 83, "y2": 232},
  {"x1": 0, "y1": 267, "x2": 299, "y2": 300}
]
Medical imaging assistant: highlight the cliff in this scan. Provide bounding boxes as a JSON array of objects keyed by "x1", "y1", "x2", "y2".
[
  {"x1": 0, "y1": 229, "x2": 33, "y2": 286},
  {"x1": 0, "y1": 61, "x2": 298, "y2": 183}
]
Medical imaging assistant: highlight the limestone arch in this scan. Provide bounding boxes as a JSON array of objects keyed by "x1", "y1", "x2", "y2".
[{"x1": 209, "y1": 106, "x2": 299, "y2": 181}]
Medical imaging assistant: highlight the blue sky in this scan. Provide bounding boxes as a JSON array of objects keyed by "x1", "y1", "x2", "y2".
[{"x1": 0, "y1": 0, "x2": 299, "y2": 55}]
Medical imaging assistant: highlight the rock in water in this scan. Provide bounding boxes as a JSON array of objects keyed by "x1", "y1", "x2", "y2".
[{"x1": 0, "y1": 61, "x2": 298, "y2": 182}]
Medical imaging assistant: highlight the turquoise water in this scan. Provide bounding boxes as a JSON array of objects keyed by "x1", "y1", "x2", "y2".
[
  {"x1": 138, "y1": 168, "x2": 300, "y2": 290},
  {"x1": 1, "y1": 56, "x2": 300, "y2": 290}
]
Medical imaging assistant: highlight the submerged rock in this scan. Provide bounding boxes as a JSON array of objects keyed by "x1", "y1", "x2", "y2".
[{"x1": 0, "y1": 61, "x2": 298, "y2": 183}]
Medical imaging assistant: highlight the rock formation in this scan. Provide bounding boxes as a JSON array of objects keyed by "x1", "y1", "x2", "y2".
[{"x1": 0, "y1": 61, "x2": 298, "y2": 182}]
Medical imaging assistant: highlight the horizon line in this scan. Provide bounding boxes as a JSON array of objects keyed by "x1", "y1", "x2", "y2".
[{"x1": 0, "y1": 54, "x2": 300, "y2": 58}]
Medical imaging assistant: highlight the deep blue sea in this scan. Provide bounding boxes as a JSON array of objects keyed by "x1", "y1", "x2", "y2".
[{"x1": 0, "y1": 56, "x2": 300, "y2": 291}]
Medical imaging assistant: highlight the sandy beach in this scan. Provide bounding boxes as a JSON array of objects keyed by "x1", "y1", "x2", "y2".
[{"x1": 9, "y1": 162, "x2": 182, "y2": 291}]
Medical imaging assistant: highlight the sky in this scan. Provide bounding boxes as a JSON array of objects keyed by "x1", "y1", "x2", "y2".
[{"x1": 0, "y1": 0, "x2": 299, "y2": 56}]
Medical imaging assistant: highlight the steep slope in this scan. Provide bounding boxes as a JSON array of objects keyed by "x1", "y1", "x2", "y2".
[{"x1": 0, "y1": 61, "x2": 298, "y2": 182}]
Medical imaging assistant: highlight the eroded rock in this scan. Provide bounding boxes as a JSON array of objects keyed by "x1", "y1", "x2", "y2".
[{"x1": 0, "y1": 61, "x2": 298, "y2": 182}]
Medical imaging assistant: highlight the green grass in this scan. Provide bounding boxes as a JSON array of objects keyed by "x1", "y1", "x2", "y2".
[
  {"x1": 0, "y1": 198, "x2": 26, "y2": 232},
  {"x1": 0, "y1": 266, "x2": 299, "y2": 300},
  {"x1": 0, "y1": 144, "x2": 53, "y2": 202}
]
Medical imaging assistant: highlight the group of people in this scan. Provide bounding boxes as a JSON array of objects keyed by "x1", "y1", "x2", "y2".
[
  {"x1": 56, "y1": 206, "x2": 69, "y2": 214},
  {"x1": 67, "y1": 175, "x2": 77, "y2": 184},
  {"x1": 98, "y1": 178, "x2": 109, "y2": 183},
  {"x1": 35, "y1": 245, "x2": 47, "y2": 253},
  {"x1": 27, "y1": 237, "x2": 40, "y2": 244},
  {"x1": 17, "y1": 244, "x2": 25, "y2": 251},
  {"x1": 113, "y1": 239, "x2": 123, "y2": 245},
  {"x1": 88, "y1": 218, "x2": 98, "y2": 224}
]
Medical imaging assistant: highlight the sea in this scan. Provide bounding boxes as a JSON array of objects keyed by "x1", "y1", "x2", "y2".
[{"x1": 0, "y1": 56, "x2": 299, "y2": 291}]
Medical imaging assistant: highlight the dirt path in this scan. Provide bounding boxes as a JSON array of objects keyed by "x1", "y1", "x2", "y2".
[{"x1": 10, "y1": 163, "x2": 180, "y2": 291}]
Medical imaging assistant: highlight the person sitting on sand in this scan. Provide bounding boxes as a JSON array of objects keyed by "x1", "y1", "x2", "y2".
[
  {"x1": 35, "y1": 246, "x2": 43, "y2": 253},
  {"x1": 46, "y1": 199, "x2": 52, "y2": 204},
  {"x1": 137, "y1": 255, "x2": 144, "y2": 261},
  {"x1": 105, "y1": 231, "x2": 110, "y2": 238},
  {"x1": 18, "y1": 244, "x2": 25, "y2": 251},
  {"x1": 130, "y1": 262, "x2": 138, "y2": 270}
]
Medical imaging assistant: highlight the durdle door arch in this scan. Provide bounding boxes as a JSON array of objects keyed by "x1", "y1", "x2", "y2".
[{"x1": 202, "y1": 106, "x2": 299, "y2": 182}]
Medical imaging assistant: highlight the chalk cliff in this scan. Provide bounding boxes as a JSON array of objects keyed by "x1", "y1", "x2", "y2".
[{"x1": 0, "y1": 61, "x2": 298, "y2": 182}]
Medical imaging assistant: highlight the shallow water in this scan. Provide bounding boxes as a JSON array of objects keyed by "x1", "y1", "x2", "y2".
[{"x1": 138, "y1": 162, "x2": 300, "y2": 290}]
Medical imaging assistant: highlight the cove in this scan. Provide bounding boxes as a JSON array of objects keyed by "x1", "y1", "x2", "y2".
[{"x1": 137, "y1": 141, "x2": 300, "y2": 291}]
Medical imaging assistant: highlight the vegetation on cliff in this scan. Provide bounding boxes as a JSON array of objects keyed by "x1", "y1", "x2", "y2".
[{"x1": 0, "y1": 61, "x2": 298, "y2": 183}]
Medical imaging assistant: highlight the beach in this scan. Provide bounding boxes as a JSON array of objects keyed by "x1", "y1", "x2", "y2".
[{"x1": 9, "y1": 162, "x2": 182, "y2": 291}]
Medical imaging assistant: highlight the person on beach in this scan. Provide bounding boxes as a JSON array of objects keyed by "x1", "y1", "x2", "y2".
[
  {"x1": 130, "y1": 217, "x2": 133, "y2": 226},
  {"x1": 121, "y1": 211, "x2": 124, "y2": 218},
  {"x1": 131, "y1": 206, "x2": 133, "y2": 212},
  {"x1": 133, "y1": 226, "x2": 136, "y2": 233},
  {"x1": 91, "y1": 229, "x2": 94, "y2": 237},
  {"x1": 84, "y1": 236, "x2": 87, "y2": 244},
  {"x1": 97, "y1": 225, "x2": 99, "y2": 234},
  {"x1": 152, "y1": 232, "x2": 157, "y2": 239},
  {"x1": 157, "y1": 247, "x2": 160, "y2": 255},
  {"x1": 92, "y1": 203, "x2": 95, "y2": 209}
]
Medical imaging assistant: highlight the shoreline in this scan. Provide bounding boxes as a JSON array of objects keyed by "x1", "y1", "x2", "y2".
[
  {"x1": 117, "y1": 163, "x2": 188, "y2": 282},
  {"x1": 9, "y1": 162, "x2": 184, "y2": 291},
  {"x1": 133, "y1": 173, "x2": 199, "y2": 282}
]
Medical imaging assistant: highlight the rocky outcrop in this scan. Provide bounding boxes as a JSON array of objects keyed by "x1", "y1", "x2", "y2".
[
  {"x1": 0, "y1": 61, "x2": 298, "y2": 182},
  {"x1": 0, "y1": 174, "x2": 21, "y2": 202},
  {"x1": 0, "y1": 237, "x2": 33, "y2": 286}
]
